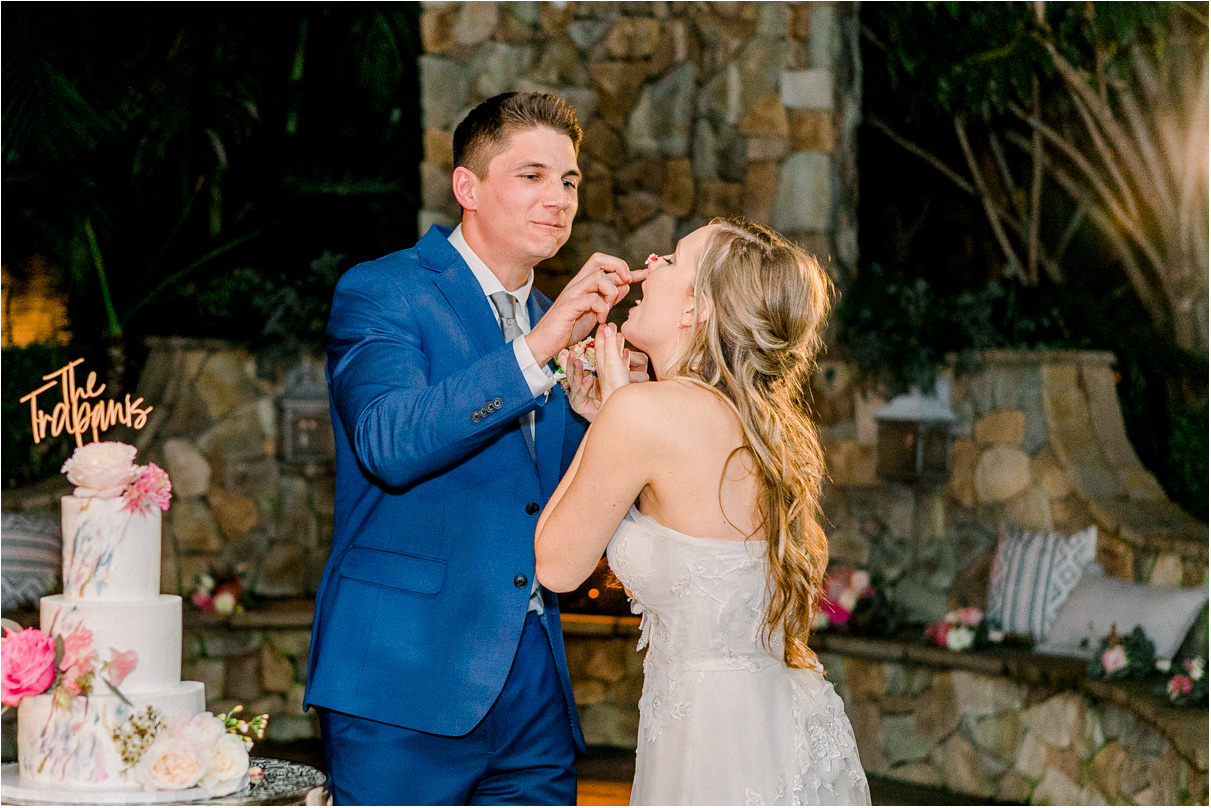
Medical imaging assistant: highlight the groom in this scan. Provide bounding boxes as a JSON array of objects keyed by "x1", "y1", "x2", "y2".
[{"x1": 304, "y1": 92, "x2": 645, "y2": 804}]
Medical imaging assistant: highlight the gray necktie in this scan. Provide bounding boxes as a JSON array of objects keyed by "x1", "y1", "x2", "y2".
[
  {"x1": 487, "y1": 290, "x2": 537, "y2": 463},
  {"x1": 489, "y1": 291, "x2": 523, "y2": 342}
]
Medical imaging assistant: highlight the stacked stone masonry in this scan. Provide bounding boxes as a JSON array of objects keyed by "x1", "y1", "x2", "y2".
[{"x1": 417, "y1": 1, "x2": 860, "y2": 292}]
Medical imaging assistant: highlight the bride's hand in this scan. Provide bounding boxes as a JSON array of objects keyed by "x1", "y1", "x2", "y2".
[
  {"x1": 561, "y1": 349, "x2": 603, "y2": 421},
  {"x1": 595, "y1": 323, "x2": 636, "y2": 405}
]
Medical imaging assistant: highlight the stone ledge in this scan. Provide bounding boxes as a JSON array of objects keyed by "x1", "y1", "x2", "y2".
[
  {"x1": 814, "y1": 633, "x2": 1208, "y2": 775},
  {"x1": 183, "y1": 599, "x2": 316, "y2": 630}
]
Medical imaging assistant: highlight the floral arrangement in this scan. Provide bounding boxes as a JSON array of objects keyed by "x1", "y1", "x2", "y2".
[
  {"x1": 114, "y1": 705, "x2": 268, "y2": 796},
  {"x1": 62, "y1": 441, "x2": 172, "y2": 513},
  {"x1": 925, "y1": 607, "x2": 997, "y2": 652},
  {"x1": 815, "y1": 567, "x2": 875, "y2": 629},
  {"x1": 1, "y1": 619, "x2": 137, "y2": 710},
  {"x1": 190, "y1": 565, "x2": 248, "y2": 615},
  {"x1": 1161, "y1": 656, "x2": 1208, "y2": 707},
  {"x1": 1085, "y1": 625, "x2": 1157, "y2": 680}
]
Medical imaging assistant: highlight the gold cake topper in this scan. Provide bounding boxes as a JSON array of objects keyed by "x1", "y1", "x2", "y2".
[{"x1": 18, "y1": 358, "x2": 153, "y2": 447}]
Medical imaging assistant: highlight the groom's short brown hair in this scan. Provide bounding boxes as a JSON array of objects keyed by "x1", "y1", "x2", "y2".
[{"x1": 453, "y1": 92, "x2": 582, "y2": 179}]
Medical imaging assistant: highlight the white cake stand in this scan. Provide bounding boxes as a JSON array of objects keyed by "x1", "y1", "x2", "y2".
[{"x1": 0, "y1": 764, "x2": 207, "y2": 804}]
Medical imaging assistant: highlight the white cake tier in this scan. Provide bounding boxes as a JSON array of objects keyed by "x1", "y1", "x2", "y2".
[
  {"x1": 17, "y1": 682, "x2": 206, "y2": 791},
  {"x1": 61, "y1": 496, "x2": 161, "y2": 600},
  {"x1": 41, "y1": 595, "x2": 183, "y2": 690}
]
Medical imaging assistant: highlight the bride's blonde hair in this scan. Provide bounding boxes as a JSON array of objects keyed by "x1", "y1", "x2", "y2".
[{"x1": 667, "y1": 217, "x2": 833, "y2": 669}]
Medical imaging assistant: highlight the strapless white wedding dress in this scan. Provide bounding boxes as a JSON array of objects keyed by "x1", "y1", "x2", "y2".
[{"x1": 607, "y1": 508, "x2": 871, "y2": 806}]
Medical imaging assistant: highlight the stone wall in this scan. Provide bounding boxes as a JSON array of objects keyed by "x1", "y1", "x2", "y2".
[
  {"x1": 813, "y1": 350, "x2": 1208, "y2": 624},
  {"x1": 417, "y1": 1, "x2": 860, "y2": 294}
]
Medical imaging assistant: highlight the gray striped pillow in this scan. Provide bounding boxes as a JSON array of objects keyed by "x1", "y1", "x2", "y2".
[
  {"x1": 1, "y1": 513, "x2": 62, "y2": 610},
  {"x1": 985, "y1": 523, "x2": 1098, "y2": 641}
]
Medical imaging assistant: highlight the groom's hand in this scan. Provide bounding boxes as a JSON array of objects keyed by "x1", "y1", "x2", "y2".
[{"x1": 526, "y1": 254, "x2": 648, "y2": 366}]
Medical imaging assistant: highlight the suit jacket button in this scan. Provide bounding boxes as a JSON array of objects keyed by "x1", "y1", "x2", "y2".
[
  {"x1": 471, "y1": 412, "x2": 482, "y2": 423},
  {"x1": 514, "y1": 574, "x2": 528, "y2": 588},
  {"x1": 525, "y1": 502, "x2": 540, "y2": 515},
  {"x1": 492, "y1": 397, "x2": 503, "y2": 409}
]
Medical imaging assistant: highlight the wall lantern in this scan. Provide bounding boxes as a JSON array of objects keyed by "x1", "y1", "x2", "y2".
[
  {"x1": 279, "y1": 354, "x2": 334, "y2": 464},
  {"x1": 874, "y1": 379, "x2": 955, "y2": 483}
]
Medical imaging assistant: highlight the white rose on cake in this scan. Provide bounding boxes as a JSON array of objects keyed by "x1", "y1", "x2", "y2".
[
  {"x1": 61, "y1": 441, "x2": 140, "y2": 498},
  {"x1": 136, "y1": 736, "x2": 207, "y2": 791},
  {"x1": 199, "y1": 733, "x2": 251, "y2": 797}
]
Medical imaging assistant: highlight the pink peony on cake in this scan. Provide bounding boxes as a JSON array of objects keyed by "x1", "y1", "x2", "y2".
[{"x1": 3, "y1": 442, "x2": 264, "y2": 799}]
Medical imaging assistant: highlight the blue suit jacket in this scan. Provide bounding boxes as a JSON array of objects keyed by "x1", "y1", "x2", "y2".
[{"x1": 305, "y1": 225, "x2": 586, "y2": 746}]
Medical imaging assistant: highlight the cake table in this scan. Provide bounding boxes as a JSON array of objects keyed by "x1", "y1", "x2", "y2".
[{"x1": 1, "y1": 757, "x2": 329, "y2": 806}]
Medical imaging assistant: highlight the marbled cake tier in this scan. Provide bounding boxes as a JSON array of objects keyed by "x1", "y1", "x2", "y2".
[
  {"x1": 17, "y1": 682, "x2": 206, "y2": 790},
  {"x1": 61, "y1": 496, "x2": 160, "y2": 600},
  {"x1": 40, "y1": 595, "x2": 184, "y2": 690}
]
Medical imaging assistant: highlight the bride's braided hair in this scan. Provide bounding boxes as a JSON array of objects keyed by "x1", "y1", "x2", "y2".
[{"x1": 667, "y1": 217, "x2": 833, "y2": 669}]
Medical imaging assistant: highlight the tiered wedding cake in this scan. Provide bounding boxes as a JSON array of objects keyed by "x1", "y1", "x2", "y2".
[{"x1": 6, "y1": 442, "x2": 255, "y2": 799}]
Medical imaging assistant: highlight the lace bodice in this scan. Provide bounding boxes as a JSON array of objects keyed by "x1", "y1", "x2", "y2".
[{"x1": 607, "y1": 507, "x2": 869, "y2": 806}]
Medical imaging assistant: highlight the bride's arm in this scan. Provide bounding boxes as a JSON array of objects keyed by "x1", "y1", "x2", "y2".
[{"x1": 535, "y1": 383, "x2": 655, "y2": 592}]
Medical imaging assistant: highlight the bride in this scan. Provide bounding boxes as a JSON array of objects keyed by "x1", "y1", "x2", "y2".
[{"x1": 535, "y1": 217, "x2": 870, "y2": 805}]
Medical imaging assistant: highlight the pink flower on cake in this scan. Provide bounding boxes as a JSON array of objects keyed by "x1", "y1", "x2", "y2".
[
  {"x1": 59, "y1": 626, "x2": 98, "y2": 673},
  {"x1": 61, "y1": 442, "x2": 140, "y2": 499},
  {"x1": 124, "y1": 462, "x2": 172, "y2": 513},
  {"x1": 1, "y1": 626, "x2": 57, "y2": 707},
  {"x1": 199, "y1": 733, "x2": 251, "y2": 797},
  {"x1": 136, "y1": 736, "x2": 207, "y2": 791},
  {"x1": 106, "y1": 648, "x2": 139, "y2": 686}
]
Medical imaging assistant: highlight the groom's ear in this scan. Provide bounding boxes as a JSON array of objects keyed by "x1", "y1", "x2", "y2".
[{"x1": 452, "y1": 166, "x2": 479, "y2": 211}]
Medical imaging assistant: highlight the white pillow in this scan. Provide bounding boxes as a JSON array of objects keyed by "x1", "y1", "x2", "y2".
[
  {"x1": 1035, "y1": 573, "x2": 1208, "y2": 661},
  {"x1": 984, "y1": 523, "x2": 1098, "y2": 641}
]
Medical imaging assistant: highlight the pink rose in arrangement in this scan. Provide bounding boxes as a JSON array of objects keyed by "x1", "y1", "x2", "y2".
[
  {"x1": 62, "y1": 442, "x2": 140, "y2": 499},
  {"x1": 124, "y1": 463, "x2": 173, "y2": 514},
  {"x1": 59, "y1": 626, "x2": 97, "y2": 673},
  {"x1": 1, "y1": 626, "x2": 57, "y2": 707},
  {"x1": 1167, "y1": 674, "x2": 1194, "y2": 700},
  {"x1": 1101, "y1": 645, "x2": 1128, "y2": 674}
]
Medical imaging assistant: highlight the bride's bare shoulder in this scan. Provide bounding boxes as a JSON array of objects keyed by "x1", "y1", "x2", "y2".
[{"x1": 598, "y1": 379, "x2": 733, "y2": 434}]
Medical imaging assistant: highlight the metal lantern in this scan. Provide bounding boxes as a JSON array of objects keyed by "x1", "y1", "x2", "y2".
[
  {"x1": 874, "y1": 380, "x2": 955, "y2": 483},
  {"x1": 280, "y1": 354, "x2": 334, "y2": 464}
]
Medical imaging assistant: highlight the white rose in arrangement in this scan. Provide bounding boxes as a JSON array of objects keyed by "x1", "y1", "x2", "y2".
[
  {"x1": 173, "y1": 711, "x2": 227, "y2": 752},
  {"x1": 946, "y1": 625, "x2": 976, "y2": 652},
  {"x1": 199, "y1": 733, "x2": 251, "y2": 797},
  {"x1": 136, "y1": 736, "x2": 206, "y2": 791},
  {"x1": 61, "y1": 441, "x2": 139, "y2": 498}
]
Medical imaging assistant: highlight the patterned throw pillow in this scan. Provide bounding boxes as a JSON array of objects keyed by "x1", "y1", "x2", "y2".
[
  {"x1": 984, "y1": 523, "x2": 1098, "y2": 641},
  {"x1": 1, "y1": 513, "x2": 62, "y2": 611}
]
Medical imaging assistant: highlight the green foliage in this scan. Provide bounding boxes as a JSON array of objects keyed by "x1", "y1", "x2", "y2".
[
  {"x1": 836, "y1": 263, "x2": 1067, "y2": 395},
  {"x1": 3, "y1": 4, "x2": 422, "y2": 353},
  {"x1": 1, "y1": 343, "x2": 96, "y2": 488},
  {"x1": 191, "y1": 251, "x2": 345, "y2": 345},
  {"x1": 1165, "y1": 399, "x2": 1209, "y2": 521},
  {"x1": 877, "y1": 1, "x2": 1169, "y2": 124}
]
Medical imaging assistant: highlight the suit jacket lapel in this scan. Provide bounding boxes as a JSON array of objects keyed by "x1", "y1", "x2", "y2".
[
  {"x1": 528, "y1": 293, "x2": 567, "y2": 491},
  {"x1": 423, "y1": 228, "x2": 503, "y2": 358}
]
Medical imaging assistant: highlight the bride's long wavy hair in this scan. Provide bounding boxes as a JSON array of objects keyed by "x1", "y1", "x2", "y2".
[{"x1": 666, "y1": 217, "x2": 833, "y2": 669}]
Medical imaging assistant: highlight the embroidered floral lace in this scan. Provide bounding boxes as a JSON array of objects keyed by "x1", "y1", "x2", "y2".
[{"x1": 608, "y1": 508, "x2": 870, "y2": 806}]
